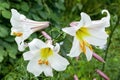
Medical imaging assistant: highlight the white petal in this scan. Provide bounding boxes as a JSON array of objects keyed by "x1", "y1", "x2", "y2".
[
  {"x1": 25, "y1": 19, "x2": 49, "y2": 29},
  {"x1": 85, "y1": 47, "x2": 93, "y2": 61},
  {"x1": 48, "y1": 53, "x2": 69, "y2": 71},
  {"x1": 15, "y1": 37, "x2": 25, "y2": 51},
  {"x1": 22, "y1": 26, "x2": 33, "y2": 40},
  {"x1": 86, "y1": 10, "x2": 110, "y2": 29},
  {"x1": 11, "y1": 9, "x2": 20, "y2": 19},
  {"x1": 101, "y1": 9, "x2": 110, "y2": 27},
  {"x1": 67, "y1": 37, "x2": 81, "y2": 57},
  {"x1": 85, "y1": 28, "x2": 108, "y2": 48},
  {"x1": 69, "y1": 12, "x2": 92, "y2": 30},
  {"x1": 27, "y1": 56, "x2": 43, "y2": 77},
  {"x1": 10, "y1": 9, "x2": 26, "y2": 28},
  {"x1": 62, "y1": 27, "x2": 77, "y2": 36},
  {"x1": 80, "y1": 12, "x2": 91, "y2": 26},
  {"x1": 85, "y1": 37, "x2": 107, "y2": 48},
  {"x1": 43, "y1": 65, "x2": 53, "y2": 77},
  {"x1": 54, "y1": 43, "x2": 60, "y2": 53},
  {"x1": 89, "y1": 28, "x2": 108, "y2": 39},
  {"x1": 87, "y1": 18, "x2": 110, "y2": 29},
  {"x1": 70, "y1": 12, "x2": 91, "y2": 30},
  {"x1": 87, "y1": 20, "x2": 107, "y2": 29},
  {"x1": 28, "y1": 38, "x2": 46, "y2": 51},
  {"x1": 91, "y1": 15, "x2": 110, "y2": 28},
  {"x1": 23, "y1": 50, "x2": 38, "y2": 60}
]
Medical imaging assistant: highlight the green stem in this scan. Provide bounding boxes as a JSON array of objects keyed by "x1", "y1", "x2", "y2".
[{"x1": 102, "y1": 17, "x2": 119, "y2": 71}]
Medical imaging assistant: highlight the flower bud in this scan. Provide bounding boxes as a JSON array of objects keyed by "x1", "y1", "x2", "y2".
[
  {"x1": 93, "y1": 53, "x2": 105, "y2": 63},
  {"x1": 74, "y1": 74, "x2": 79, "y2": 80},
  {"x1": 70, "y1": 22, "x2": 79, "y2": 27},
  {"x1": 96, "y1": 69, "x2": 110, "y2": 80}
]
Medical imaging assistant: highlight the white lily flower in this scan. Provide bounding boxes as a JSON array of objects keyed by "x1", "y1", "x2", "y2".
[
  {"x1": 23, "y1": 38, "x2": 69, "y2": 77},
  {"x1": 10, "y1": 9, "x2": 49, "y2": 51},
  {"x1": 62, "y1": 10, "x2": 110, "y2": 61}
]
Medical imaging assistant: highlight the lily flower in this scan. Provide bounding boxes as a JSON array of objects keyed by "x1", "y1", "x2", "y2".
[
  {"x1": 23, "y1": 38, "x2": 69, "y2": 77},
  {"x1": 10, "y1": 9, "x2": 49, "y2": 51},
  {"x1": 62, "y1": 10, "x2": 110, "y2": 61}
]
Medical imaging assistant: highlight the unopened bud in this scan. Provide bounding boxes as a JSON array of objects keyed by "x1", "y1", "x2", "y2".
[
  {"x1": 93, "y1": 53, "x2": 105, "y2": 63},
  {"x1": 41, "y1": 31, "x2": 51, "y2": 40},
  {"x1": 96, "y1": 69, "x2": 110, "y2": 80},
  {"x1": 74, "y1": 74, "x2": 79, "y2": 80},
  {"x1": 70, "y1": 22, "x2": 79, "y2": 27}
]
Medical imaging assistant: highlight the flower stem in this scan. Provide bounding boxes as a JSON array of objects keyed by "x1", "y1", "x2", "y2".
[{"x1": 102, "y1": 17, "x2": 119, "y2": 72}]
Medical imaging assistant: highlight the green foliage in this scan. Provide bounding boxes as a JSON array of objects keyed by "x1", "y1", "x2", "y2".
[
  {"x1": 0, "y1": 0, "x2": 120, "y2": 80},
  {"x1": 0, "y1": 25, "x2": 9, "y2": 38}
]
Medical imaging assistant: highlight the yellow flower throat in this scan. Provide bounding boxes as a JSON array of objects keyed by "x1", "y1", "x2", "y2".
[
  {"x1": 76, "y1": 27, "x2": 92, "y2": 53},
  {"x1": 76, "y1": 27, "x2": 90, "y2": 40},
  {"x1": 38, "y1": 47, "x2": 53, "y2": 65}
]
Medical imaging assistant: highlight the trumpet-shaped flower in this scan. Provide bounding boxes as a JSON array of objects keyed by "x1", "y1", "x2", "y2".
[
  {"x1": 23, "y1": 39, "x2": 69, "y2": 77},
  {"x1": 62, "y1": 10, "x2": 110, "y2": 61},
  {"x1": 10, "y1": 9, "x2": 49, "y2": 51}
]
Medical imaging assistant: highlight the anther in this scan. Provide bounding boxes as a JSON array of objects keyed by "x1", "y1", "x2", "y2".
[{"x1": 13, "y1": 32, "x2": 23, "y2": 37}]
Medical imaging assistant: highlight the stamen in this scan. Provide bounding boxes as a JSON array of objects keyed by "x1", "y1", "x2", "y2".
[
  {"x1": 45, "y1": 61, "x2": 49, "y2": 65},
  {"x1": 38, "y1": 47, "x2": 53, "y2": 65},
  {"x1": 80, "y1": 40, "x2": 93, "y2": 54},
  {"x1": 38, "y1": 59, "x2": 43, "y2": 64},
  {"x1": 80, "y1": 41, "x2": 86, "y2": 53},
  {"x1": 13, "y1": 32, "x2": 23, "y2": 37},
  {"x1": 38, "y1": 59, "x2": 49, "y2": 65}
]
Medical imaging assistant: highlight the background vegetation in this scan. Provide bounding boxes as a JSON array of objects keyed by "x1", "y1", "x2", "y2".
[{"x1": 0, "y1": 0, "x2": 120, "y2": 80}]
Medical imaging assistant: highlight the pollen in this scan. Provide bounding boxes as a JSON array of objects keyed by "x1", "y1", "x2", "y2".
[
  {"x1": 40, "y1": 47, "x2": 53, "y2": 60},
  {"x1": 13, "y1": 32, "x2": 23, "y2": 37},
  {"x1": 76, "y1": 27, "x2": 90, "y2": 40}
]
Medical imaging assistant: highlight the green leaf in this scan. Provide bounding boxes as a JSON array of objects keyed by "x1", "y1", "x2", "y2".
[
  {"x1": 1, "y1": 2, "x2": 10, "y2": 9},
  {"x1": 2, "y1": 9, "x2": 11, "y2": 19},
  {"x1": 0, "y1": 2, "x2": 10, "y2": 10},
  {"x1": 0, "y1": 46, "x2": 6, "y2": 62},
  {"x1": 21, "y1": 2, "x2": 29, "y2": 12},
  {"x1": 39, "y1": 11, "x2": 48, "y2": 19},
  {"x1": 55, "y1": 1, "x2": 65, "y2": 10},
  {"x1": 6, "y1": 44, "x2": 18, "y2": 59},
  {"x1": 0, "y1": 25, "x2": 9, "y2": 38},
  {"x1": 32, "y1": 14, "x2": 41, "y2": 21},
  {"x1": 4, "y1": 36, "x2": 15, "y2": 42},
  {"x1": 2, "y1": 41, "x2": 18, "y2": 59},
  {"x1": 4, "y1": 73, "x2": 17, "y2": 80},
  {"x1": 0, "y1": 6, "x2": 5, "y2": 10}
]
